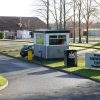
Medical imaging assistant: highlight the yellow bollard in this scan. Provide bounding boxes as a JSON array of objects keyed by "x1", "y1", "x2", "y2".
[{"x1": 28, "y1": 49, "x2": 32, "y2": 61}]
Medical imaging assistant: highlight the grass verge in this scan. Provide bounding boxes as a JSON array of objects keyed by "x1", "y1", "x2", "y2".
[
  {"x1": 0, "y1": 76, "x2": 7, "y2": 87},
  {"x1": 41, "y1": 57, "x2": 100, "y2": 81}
]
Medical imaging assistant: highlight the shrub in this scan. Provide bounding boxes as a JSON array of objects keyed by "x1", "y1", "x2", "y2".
[{"x1": 0, "y1": 32, "x2": 4, "y2": 39}]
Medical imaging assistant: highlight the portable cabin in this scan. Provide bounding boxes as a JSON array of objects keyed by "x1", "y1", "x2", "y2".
[
  {"x1": 34, "y1": 30, "x2": 70, "y2": 59},
  {"x1": 17, "y1": 30, "x2": 31, "y2": 39}
]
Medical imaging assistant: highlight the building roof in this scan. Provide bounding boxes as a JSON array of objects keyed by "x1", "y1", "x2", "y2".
[
  {"x1": 0, "y1": 16, "x2": 46, "y2": 31},
  {"x1": 34, "y1": 29, "x2": 70, "y2": 34}
]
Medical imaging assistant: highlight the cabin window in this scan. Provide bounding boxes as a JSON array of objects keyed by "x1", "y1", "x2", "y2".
[
  {"x1": 49, "y1": 35, "x2": 66, "y2": 45},
  {"x1": 36, "y1": 34, "x2": 44, "y2": 44}
]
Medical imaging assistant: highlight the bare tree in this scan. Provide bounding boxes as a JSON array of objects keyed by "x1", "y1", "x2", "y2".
[
  {"x1": 82, "y1": 0, "x2": 99, "y2": 43},
  {"x1": 71, "y1": 0, "x2": 99, "y2": 43},
  {"x1": 53, "y1": 0, "x2": 59, "y2": 29},
  {"x1": 33, "y1": 0, "x2": 50, "y2": 29},
  {"x1": 33, "y1": 0, "x2": 74, "y2": 30},
  {"x1": 47, "y1": 0, "x2": 49, "y2": 29},
  {"x1": 73, "y1": 0, "x2": 76, "y2": 43},
  {"x1": 59, "y1": 0, "x2": 63, "y2": 29},
  {"x1": 33, "y1": 0, "x2": 100, "y2": 34},
  {"x1": 63, "y1": 0, "x2": 66, "y2": 29},
  {"x1": 86, "y1": 0, "x2": 90, "y2": 43},
  {"x1": 59, "y1": 0, "x2": 72, "y2": 30},
  {"x1": 76, "y1": 0, "x2": 82, "y2": 43}
]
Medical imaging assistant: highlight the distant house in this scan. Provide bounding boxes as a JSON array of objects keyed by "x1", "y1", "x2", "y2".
[
  {"x1": 17, "y1": 30, "x2": 31, "y2": 39},
  {"x1": 0, "y1": 16, "x2": 46, "y2": 39},
  {"x1": 83, "y1": 28, "x2": 100, "y2": 36}
]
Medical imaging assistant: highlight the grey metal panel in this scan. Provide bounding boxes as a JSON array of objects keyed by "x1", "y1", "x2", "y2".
[
  {"x1": 34, "y1": 45, "x2": 69, "y2": 59},
  {"x1": 34, "y1": 45, "x2": 46, "y2": 58},
  {"x1": 47, "y1": 46, "x2": 68, "y2": 59}
]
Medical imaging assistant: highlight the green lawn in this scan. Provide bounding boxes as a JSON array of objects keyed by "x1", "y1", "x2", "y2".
[
  {"x1": 42, "y1": 56, "x2": 100, "y2": 80},
  {"x1": 69, "y1": 43, "x2": 100, "y2": 50},
  {"x1": 66, "y1": 68, "x2": 100, "y2": 80},
  {"x1": 1, "y1": 50, "x2": 20, "y2": 58},
  {"x1": 0, "y1": 76, "x2": 7, "y2": 87},
  {"x1": 0, "y1": 39, "x2": 33, "y2": 58}
]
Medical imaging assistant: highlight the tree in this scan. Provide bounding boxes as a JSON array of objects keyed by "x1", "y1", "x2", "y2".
[
  {"x1": 63, "y1": 0, "x2": 66, "y2": 29},
  {"x1": 33, "y1": 0, "x2": 50, "y2": 29},
  {"x1": 73, "y1": 0, "x2": 76, "y2": 43},
  {"x1": 59, "y1": 0, "x2": 72, "y2": 30},
  {"x1": 71, "y1": 0, "x2": 99, "y2": 43},
  {"x1": 33, "y1": 0, "x2": 74, "y2": 30},
  {"x1": 47, "y1": 0, "x2": 49, "y2": 29},
  {"x1": 59, "y1": 0, "x2": 63, "y2": 29},
  {"x1": 76, "y1": 0, "x2": 82, "y2": 43},
  {"x1": 0, "y1": 32, "x2": 4, "y2": 39},
  {"x1": 33, "y1": 0, "x2": 100, "y2": 34},
  {"x1": 86, "y1": 0, "x2": 90, "y2": 43},
  {"x1": 82, "y1": 0, "x2": 99, "y2": 43},
  {"x1": 53, "y1": 0, "x2": 59, "y2": 29}
]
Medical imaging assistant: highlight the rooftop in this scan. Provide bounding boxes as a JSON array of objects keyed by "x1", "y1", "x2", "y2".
[
  {"x1": 0, "y1": 16, "x2": 46, "y2": 30},
  {"x1": 34, "y1": 29, "x2": 70, "y2": 33}
]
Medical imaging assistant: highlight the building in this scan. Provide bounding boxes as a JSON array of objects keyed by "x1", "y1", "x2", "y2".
[
  {"x1": 34, "y1": 30, "x2": 70, "y2": 59},
  {"x1": 0, "y1": 16, "x2": 46, "y2": 39},
  {"x1": 83, "y1": 28, "x2": 100, "y2": 36}
]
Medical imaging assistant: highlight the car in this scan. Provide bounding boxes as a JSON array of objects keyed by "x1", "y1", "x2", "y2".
[{"x1": 20, "y1": 45, "x2": 34, "y2": 57}]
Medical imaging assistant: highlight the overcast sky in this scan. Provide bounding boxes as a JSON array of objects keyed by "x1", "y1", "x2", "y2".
[
  {"x1": 0, "y1": 0, "x2": 34, "y2": 17},
  {"x1": 0, "y1": 0, "x2": 100, "y2": 22}
]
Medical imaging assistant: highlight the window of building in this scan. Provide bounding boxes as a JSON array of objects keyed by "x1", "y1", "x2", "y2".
[
  {"x1": 49, "y1": 35, "x2": 66, "y2": 45},
  {"x1": 49, "y1": 35, "x2": 57, "y2": 38},
  {"x1": 36, "y1": 34, "x2": 44, "y2": 44}
]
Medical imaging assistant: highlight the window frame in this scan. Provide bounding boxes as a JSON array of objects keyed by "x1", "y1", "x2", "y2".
[
  {"x1": 36, "y1": 34, "x2": 44, "y2": 45},
  {"x1": 49, "y1": 34, "x2": 66, "y2": 46}
]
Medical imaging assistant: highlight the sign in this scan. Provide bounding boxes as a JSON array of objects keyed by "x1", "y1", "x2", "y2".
[
  {"x1": 85, "y1": 53, "x2": 100, "y2": 68},
  {"x1": 68, "y1": 52, "x2": 76, "y2": 59}
]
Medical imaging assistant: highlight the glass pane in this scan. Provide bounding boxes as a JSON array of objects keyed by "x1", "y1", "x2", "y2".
[
  {"x1": 49, "y1": 35, "x2": 57, "y2": 38},
  {"x1": 58, "y1": 35, "x2": 66, "y2": 39},
  {"x1": 49, "y1": 39, "x2": 66, "y2": 45},
  {"x1": 49, "y1": 39, "x2": 58, "y2": 45},
  {"x1": 36, "y1": 34, "x2": 44, "y2": 44}
]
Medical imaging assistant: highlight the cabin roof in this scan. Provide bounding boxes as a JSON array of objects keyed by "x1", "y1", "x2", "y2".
[{"x1": 34, "y1": 30, "x2": 70, "y2": 34}]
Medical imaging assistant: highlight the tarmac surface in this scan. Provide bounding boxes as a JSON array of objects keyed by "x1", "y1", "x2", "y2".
[{"x1": 0, "y1": 54, "x2": 100, "y2": 100}]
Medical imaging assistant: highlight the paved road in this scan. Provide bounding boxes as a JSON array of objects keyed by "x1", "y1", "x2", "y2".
[{"x1": 0, "y1": 54, "x2": 100, "y2": 100}]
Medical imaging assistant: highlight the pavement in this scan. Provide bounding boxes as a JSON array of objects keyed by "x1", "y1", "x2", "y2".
[{"x1": 0, "y1": 54, "x2": 100, "y2": 100}]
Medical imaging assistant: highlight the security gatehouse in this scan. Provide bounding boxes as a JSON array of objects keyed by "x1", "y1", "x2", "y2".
[{"x1": 34, "y1": 30, "x2": 70, "y2": 59}]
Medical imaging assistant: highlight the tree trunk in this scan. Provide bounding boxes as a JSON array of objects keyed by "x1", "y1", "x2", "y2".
[
  {"x1": 63, "y1": 0, "x2": 66, "y2": 30},
  {"x1": 86, "y1": 0, "x2": 89, "y2": 43},
  {"x1": 47, "y1": 0, "x2": 49, "y2": 29},
  {"x1": 60, "y1": 0, "x2": 63, "y2": 30},
  {"x1": 54, "y1": 0, "x2": 58, "y2": 29},
  {"x1": 78, "y1": 0, "x2": 82, "y2": 43},
  {"x1": 73, "y1": 0, "x2": 76, "y2": 43}
]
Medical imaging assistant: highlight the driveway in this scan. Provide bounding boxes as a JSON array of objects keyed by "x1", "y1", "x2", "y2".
[{"x1": 0, "y1": 54, "x2": 100, "y2": 100}]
